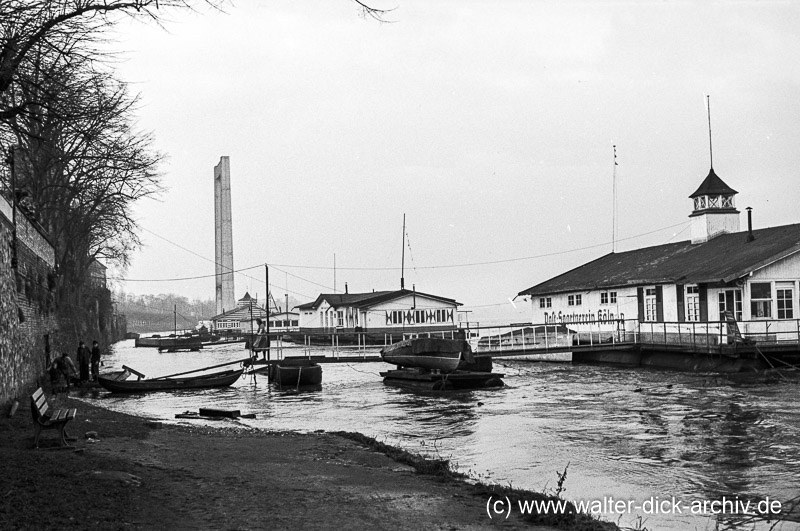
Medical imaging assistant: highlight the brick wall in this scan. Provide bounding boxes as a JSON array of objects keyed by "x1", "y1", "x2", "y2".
[{"x1": 0, "y1": 194, "x2": 58, "y2": 410}]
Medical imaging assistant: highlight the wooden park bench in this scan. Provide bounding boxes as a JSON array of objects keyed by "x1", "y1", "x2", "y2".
[{"x1": 30, "y1": 387, "x2": 77, "y2": 448}]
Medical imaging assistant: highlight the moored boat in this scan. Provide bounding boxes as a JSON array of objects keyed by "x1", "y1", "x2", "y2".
[
  {"x1": 269, "y1": 358, "x2": 323, "y2": 388},
  {"x1": 98, "y1": 366, "x2": 243, "y2": 393},
  {"x1": 380, "y1": 337, "x2": 475, "y2": 372},
  {"x1": 134, "y1": 335, "x2": 203, "y2": 351}
]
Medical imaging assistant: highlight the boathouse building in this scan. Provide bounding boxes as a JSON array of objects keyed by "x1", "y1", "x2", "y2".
[
  {"x1": 518, "y1": 168, "x2": 800, "y2": 346},
  {"x1": 210, "y1": 292, "x2": 268, "y2": 333},
  {"x1": 295, "y1": 287, "x2": 461, "y2": 338}
]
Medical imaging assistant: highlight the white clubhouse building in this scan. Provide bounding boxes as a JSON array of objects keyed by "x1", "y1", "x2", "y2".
[{"x1": 518, "y1": 167, "x2": 800, "y2": 345}]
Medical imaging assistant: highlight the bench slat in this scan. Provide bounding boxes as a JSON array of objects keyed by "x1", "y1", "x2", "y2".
[{"x1": 34, "y1": 393, "x2": 48, "y2": 412}]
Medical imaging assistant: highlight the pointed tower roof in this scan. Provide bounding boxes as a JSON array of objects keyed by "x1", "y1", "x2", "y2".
[{"x1": 689, "y1": 168, "x2": 738, "y2": 198}]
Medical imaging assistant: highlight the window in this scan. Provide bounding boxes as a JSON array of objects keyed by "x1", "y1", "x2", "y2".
[
  {"x1": 644, "y1": 288, "x2": 657, "y2": 322},
  {"x1": 414, "y1": 310, "x2": 426, "y2": 324},
  {"x1": 777, "y1": 285, "x2": 794, "y2": 319},
  {"x1": 337, "y1": 311, "x2": 344, "y2": 327},
  {"x1": 718, "y1": 289, "x2": 743, "y2": 321},
  {"x1": 539, "y1": 297, "x2": 552, "y2": 308},
  {"x1": 568, "y1": 295, "x2": 574, "y2": 306},
  {"x1": 600, "y1": 292, "x2": 616, "y2": 305},
  {"x1": 686, "y1": 285, "x2": 700, "y2": 321},
  {"x1": 391, "y1": 310, "x2": 403, "y2": 324},
  {"x1": 721, "y1": 195, "x2": 733, "y2": 208},
  {"x1": 750, "y1": 283, "x2": 772, "y2": 319},
  {"x1": 575, "y1": 294, "x2": 582, "y2": 305}
]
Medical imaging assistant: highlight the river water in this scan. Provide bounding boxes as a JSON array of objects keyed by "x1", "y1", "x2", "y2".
[{"x1": 78, "y1": 339, "x2": 800, "y2": 530}]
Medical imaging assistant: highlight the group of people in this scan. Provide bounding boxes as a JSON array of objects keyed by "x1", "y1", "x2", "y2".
[{"x1": 49, "y1": 340, "x2": 102, "y2": 393}]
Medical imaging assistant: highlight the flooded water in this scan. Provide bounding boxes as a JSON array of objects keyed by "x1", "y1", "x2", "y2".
[{"x1": 79, "y1": 339, "x2": 800, "y2": 530}]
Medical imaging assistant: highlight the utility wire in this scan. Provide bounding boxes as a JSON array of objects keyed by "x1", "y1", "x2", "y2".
[{"x1": 114, "y1": 220, "x2": 690, "y2": 282}]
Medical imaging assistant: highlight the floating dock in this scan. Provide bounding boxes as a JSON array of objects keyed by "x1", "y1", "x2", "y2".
[{"x1": 380, "y1": 368, "x2": 504, "y2": 391}]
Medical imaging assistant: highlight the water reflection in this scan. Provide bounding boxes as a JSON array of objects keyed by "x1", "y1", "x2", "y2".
[{"x1": 78, "y1": 340, "x2": 800, "y2": 530}]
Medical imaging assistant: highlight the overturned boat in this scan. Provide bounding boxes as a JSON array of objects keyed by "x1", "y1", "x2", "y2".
[{"x1": 380, "y1": 337, "x2": 477, "y2": 372}]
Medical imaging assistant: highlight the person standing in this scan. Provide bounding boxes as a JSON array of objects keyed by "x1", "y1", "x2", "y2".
[
  {"x1": 76, "y1": 341, "x2": 90, "y2": 383},
  {"x1": 90, "y1": 340, "x2": 101, "y2": 381}
]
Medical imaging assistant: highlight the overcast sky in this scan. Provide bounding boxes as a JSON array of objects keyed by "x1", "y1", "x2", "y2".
[{"x1": 108, "y1": 0, "x2": 800, "y2": 324}]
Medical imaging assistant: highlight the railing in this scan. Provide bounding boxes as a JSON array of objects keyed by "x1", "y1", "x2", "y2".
[
  {"x1": 212, "y1": 317, "x2": 800, "y2": 360},
  {"x1": 469, "y1": 318, "x2": 800, "y2": 355}
]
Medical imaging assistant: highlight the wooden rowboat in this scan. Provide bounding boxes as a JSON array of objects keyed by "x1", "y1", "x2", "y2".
[
  {"x1": 98, "y1": 365, "x2": 243, "y2": 393},
  {"x1": 380, "y1": 337, "x2": 475, "y2": 372}
]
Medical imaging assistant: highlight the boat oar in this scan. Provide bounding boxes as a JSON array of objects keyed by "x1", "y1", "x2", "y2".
[{"x1": 151, "y1": 357, "x2": 253, "y2": 380}]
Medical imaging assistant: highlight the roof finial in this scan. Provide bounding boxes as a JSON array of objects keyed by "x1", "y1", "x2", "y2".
[{"x1": 706, "y1": 94, "x2": 713, "y2": 170}]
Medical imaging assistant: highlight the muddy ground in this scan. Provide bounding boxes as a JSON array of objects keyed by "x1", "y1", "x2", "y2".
[{"x1": 0, "y1": 389, "x2": 576, "y2": 530}]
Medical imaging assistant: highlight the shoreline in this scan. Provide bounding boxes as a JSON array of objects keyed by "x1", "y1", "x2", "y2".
[{"x1": 2, "y1": 388, "x2": 615, "y2": 530}]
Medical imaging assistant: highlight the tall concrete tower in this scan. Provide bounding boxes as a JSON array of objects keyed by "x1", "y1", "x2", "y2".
[{"x1": 214, "y1": 156, "x2": 235, "y2": 314}]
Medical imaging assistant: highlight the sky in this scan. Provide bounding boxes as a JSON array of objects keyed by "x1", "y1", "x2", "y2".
[{"x1": 106, "y1": 0, "x2": 800, "y2": 324}]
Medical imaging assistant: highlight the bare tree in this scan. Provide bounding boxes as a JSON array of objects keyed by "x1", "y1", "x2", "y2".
[
  {"x1": 4, "y1": 42, "x2": 162, "y2": 305},
  {"x1": 0, "y1": 0, "x2": 392, "y2": 310},
  {"x1": 0, "y1": 0, "x2": 393, "y2": 119}
]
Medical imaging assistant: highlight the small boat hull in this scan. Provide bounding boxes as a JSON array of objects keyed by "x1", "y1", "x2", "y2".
[
  {"x1": 380, "y1": 338, "x2": 474, "y2": 372},
  {"x1": 97, "y1": 369, "x2": 243, "y2": 393},
  {"x1": 134, "y1": 336, "x2": 203, "y2": 351},
  {"x1": 269, "y1": 359, "x2": 323, "y2": 388}
]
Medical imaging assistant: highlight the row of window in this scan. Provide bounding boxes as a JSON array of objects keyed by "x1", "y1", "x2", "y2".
[
  {"x1": 693, "y1": 194, "x2": 734, "y2": 211},
  {"x1": 540, "y1": 283, "x2": 795, "y2": 323},
  {"x1": 539, "y1": 291, "x2": 617, "y2": 308},
  {"x1": 387, "y1": 309, "x2": 453, "y2": 325},
  {"x1": 270, "y1": 320, "x2": 299, "y2": 328},
  {"x1": 313, "y1": 308, "x2": 456, "y2": 328}
]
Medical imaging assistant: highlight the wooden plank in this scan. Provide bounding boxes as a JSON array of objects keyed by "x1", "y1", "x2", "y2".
[
  {"x1": 198, "y1": 408, "x2": 240, "y2": 418},
  {"x1": 122, "y1": 365, "x2": 146, "y2": 379}
]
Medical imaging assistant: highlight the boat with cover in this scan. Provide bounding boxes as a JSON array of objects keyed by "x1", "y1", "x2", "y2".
[
  {"x1": 98, "y1": 365, "x2": 243, "y2": 393},
  {"x1": 380, "y1": 337, "x2": 475, "y2": 372}
]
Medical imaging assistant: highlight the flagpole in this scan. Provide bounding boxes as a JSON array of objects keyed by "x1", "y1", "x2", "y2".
[{"x1": 612, "y1": 144, "x2": 618, "y2": 253}]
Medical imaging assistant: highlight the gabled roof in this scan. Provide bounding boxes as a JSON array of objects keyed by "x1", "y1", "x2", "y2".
[
  {"x1": 211, "y1": 305, "x2": 269, "y2": 321},
  {"x1": 518, "y1": 223, "x2": 800, "y2": 297},
  {"x1": 295, "y1": 289, "x2": 461, "y2": 311},
  {"x1": 689, "y1": 168, "x2": 738, "y2": 198}
]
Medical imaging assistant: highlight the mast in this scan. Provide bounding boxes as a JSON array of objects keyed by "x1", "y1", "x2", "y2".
[
  {"x1": 265, "y1": 264, "x2": 271, "y2": 366},
  {"x1": 400, "y1": 213, "x2": 406, "y2": 290}
]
